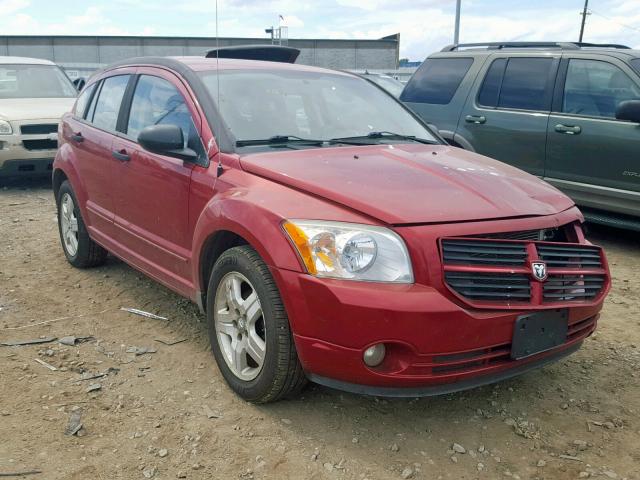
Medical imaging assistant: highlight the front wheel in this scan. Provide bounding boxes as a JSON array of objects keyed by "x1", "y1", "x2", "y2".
[{"x1": 207, "y1": 245, "x2": 307, "y2": 403}]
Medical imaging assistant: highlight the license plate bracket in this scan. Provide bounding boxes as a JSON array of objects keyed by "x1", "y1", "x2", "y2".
[{"x1": 511, "y1": 309, "x2": 568, "y2": 360}]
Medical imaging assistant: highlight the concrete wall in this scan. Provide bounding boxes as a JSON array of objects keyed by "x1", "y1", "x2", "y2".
[{"x1": 0, "y1": 35, "x2": 399, "y2": 78}]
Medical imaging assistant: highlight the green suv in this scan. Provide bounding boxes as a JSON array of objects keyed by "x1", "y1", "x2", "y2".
[{"x1": 401, "y1": 42, "x2": 640, "y2": 230}]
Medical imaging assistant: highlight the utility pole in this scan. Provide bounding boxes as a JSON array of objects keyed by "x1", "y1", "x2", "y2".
[
  {"x1": 454, "y1": 0, "x2": 461, "y2": 45},
  {"x1": 579, "y1": 0, "x2": 589, "y2": 42}
]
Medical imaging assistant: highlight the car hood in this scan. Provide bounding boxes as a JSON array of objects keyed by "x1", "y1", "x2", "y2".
[
  {"x1": 239, "y1": 144, "x2": 574, "y2": 225},
  {"x1": 0, "y1": 97, "x2": 75, "y2": 121}
]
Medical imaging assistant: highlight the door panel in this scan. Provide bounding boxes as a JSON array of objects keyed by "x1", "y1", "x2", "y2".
[
  {"x1": 68, "y1": 74, "x2": 134, "y2": 239},
  {"x1": 457, "y1": 55, "x2": 560, "y2": 176},
  {"x1": 112, "y1": 135, "x2": 194, "y2": 284},
  {"x1": 72, "y1": 116, "x2": 116, "y2": 236},
  {"x1": 112, "y1": 70, "x2": 205, "y2": 292},
  {"x1": 545, "y1": 56, "x2": 640, "y2": 215}
]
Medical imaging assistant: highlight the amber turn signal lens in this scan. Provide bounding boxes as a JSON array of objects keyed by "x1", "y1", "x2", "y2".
[{"x1": 283, "y1": 221, "x2": 317, "y2": 275}]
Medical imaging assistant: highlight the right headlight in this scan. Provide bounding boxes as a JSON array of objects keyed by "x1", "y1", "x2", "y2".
[
  {"x1": 282, "y1": 219, "x2": 414, "y2": 283},
  {"x1": 0, "y1": 120, "x2": 12, "y2": 135}
]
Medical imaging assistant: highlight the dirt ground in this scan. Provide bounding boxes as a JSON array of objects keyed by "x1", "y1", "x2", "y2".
[{"x1": 0, "y1": 178, "x2": 639, "y2": 480}]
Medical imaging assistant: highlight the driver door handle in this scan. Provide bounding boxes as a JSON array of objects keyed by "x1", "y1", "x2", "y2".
[
  {"x1": 465, "y1": 115, "x2": 486, "y2": 124},
  {"x1": 70, "y1": 132, "x2": 84, "y2": 143},
  {"x1": 112, "y1": 149, "x2": 130, "y2": 162},
  {"x1": 555, "y1": 124, "x2": 582, "y2": 135}
]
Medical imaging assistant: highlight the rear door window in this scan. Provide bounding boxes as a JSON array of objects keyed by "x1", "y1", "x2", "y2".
[
  {"x1": 562, "y1": 59, "x2": 640, "y2": 118},
  {"x1": 400, "y1": 58, "x2": 473, "y2": 104},
  {"x1": 498, "y1": 58, "x2": 554, "y2": 111},
  {"x1": 90, "y1": 75, "x2": 131, "y2": 131},
  {"x1": 125, "y1": 75, "x2": 205, "y2": 157},
  {"x1": 629, "y1": 58, "x2": 640, "y2": 75},
  {"x1": 477, "y1": 58, "x2": 506, "y2": 107}
]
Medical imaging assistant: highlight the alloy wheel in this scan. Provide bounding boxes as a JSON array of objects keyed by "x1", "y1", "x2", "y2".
[
  {"x1": 60, "y1": 192, "x2": 79, "y2": 257},
  {"x1": 214, "y1": 271, "x2": 266, "y2": 381}
]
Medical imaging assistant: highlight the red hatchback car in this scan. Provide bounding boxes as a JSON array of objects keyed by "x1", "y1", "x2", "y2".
[{"x1": 53, "y1": 56, "x2": 610, "y2": 402}]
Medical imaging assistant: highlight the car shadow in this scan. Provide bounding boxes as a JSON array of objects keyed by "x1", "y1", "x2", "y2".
[
  {"x1": 0, "y1": 176, "x2": 52, "y2": 190},
  {"x1": 585, "y1": 222, "x2": 640, "y2": 251}
]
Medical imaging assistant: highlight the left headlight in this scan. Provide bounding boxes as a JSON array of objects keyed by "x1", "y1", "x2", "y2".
[
  {"x1": 0, "y1": 120, "x2": 12, "y2": 135},
  {"x1": 283, "y1": 219, "x2": 414, "y2": 283}
]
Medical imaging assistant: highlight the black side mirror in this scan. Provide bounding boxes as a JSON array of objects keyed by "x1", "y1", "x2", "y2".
[
  {"x1": 72, "y1": 78, "x2": 85, "y2": 92},
  {"x1": 615, "y1": 100, "x2": 640, "y2": 123},
  {"x1": 138, "y1": 124, "x2": 198, "y2": 162}
]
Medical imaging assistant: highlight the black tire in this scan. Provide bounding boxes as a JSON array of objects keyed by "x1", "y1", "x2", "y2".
[
  {"x1": 56, "y1": 180, "x2": 107, "y2": 268},
  {"x1": 207, "y1": 245, "x2": 307, "y2": 403}
]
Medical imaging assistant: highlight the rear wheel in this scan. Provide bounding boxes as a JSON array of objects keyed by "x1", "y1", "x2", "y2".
[
  {"x1": 207, "y1": 245, "x2": 307, "y2": 403},
  {"x1": 56, "y1": 180, "x2": 107, "y2": 268}
]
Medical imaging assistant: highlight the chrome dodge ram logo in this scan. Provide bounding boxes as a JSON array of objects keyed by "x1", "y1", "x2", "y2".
[{"x1": 531, "y1": 261, "x2": 548, "y2": 282}]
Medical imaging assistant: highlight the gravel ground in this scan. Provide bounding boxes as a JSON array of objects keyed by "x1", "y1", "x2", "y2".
[{"x1": 1, "y1": 178, "x2": 639, "y2": 480}]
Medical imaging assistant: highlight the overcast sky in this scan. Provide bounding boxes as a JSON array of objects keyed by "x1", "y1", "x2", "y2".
[{"x1": 1, "y1": 0, "x2": 639, "y2": 60}]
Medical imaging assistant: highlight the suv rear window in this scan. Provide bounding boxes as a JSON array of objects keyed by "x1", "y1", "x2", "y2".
[
  {"x1": 478, "y1": 57, "x2": 554, "y2": 111},
  {"x1": 631, "y1": 59, "x2": 640, "y2": 75},
  {"x1": 400, "y1": 58, "x2": 473, "y2": 105}
]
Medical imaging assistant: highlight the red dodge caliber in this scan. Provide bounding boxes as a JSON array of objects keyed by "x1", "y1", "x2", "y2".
[{"x1": 53, "y1": 56, "x2": 610, "y2": 402}]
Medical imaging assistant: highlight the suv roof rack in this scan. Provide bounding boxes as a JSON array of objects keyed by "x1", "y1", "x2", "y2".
[
  {"x1": 441, "y1": 41, "x2": 631, "y2": 52},
  {"x1": 205, "y1": 45, "x2": 300, "y2": 63}
]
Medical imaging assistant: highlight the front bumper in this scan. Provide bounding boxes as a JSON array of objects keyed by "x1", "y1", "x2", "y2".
[
  {"x1": 308, "y1": 341, "x2": 582, "y2": 397},
  {"x1": 276, "y1": 268, "x2": 600, "y2": 392},
  {"x1": 0, "y1": 120, "x2": 59, "y2": 177}
]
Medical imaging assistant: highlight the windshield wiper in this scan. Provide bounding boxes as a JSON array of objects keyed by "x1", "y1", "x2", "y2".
[
  {"x1": 328, "y1": 131, "x2": 437, "y2": 145},
  {"x1": 236, "y1": 135, "x2": 324, "y2": 147}
]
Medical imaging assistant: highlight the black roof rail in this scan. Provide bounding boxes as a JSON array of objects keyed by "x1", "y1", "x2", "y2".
[
  {"x1": 574, "y1": 42, "x2": 631, "y2": 49},
  {"x1": 441, "y1": 41, "x2": 631, "y2": 52},
  {"x1": 205, "y1": 45, "x2": 300, "y2": 63}
]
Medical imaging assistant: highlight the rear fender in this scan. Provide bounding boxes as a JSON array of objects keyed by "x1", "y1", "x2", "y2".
[{"x1": 52, "y1": 142, "x2": 91, "y2": 223}]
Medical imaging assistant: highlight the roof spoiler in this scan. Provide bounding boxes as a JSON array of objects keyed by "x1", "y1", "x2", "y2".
[{"x1": 205, "y1": 45, "x2": 301, "y2": 63}]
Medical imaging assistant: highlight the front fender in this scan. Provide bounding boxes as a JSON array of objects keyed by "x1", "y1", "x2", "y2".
[{"x1": 191, "y1": 194, "x2": 304, "y2": 294}]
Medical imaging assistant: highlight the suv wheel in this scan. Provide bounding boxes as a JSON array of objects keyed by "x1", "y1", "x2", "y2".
[
  {"x1": 207, "y1": 245, "x2": 307, "y2": 403},
  {"x1": 56, "y1": 180, "x2": 107, "y2": 268}
]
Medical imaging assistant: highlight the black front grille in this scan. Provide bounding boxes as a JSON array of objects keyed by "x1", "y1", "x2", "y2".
[
  {"x1": 442, "y1": 239, "x2": 527, "y2": 266},
  {"x1": 20, "y1": 124, "x2": 58, "y2": 135},
  {"x1": 543, "y1": 274, "x2": 605, "y2": 301},
  {"x1": 441, "y1": 235, "x2": 608, "y2": 307},
  {"x1": 444, "y1": 272, "x2": 531, "y2": 301},
  {"x1": 22, "y1": 139, "x2": 57, "y2": 151},
  {"x1": 474, "y1": 227, "x2": 565, "y2": 242},
  {"x1": 537, "y1": 245, "x2": 602, "y2": 268}
]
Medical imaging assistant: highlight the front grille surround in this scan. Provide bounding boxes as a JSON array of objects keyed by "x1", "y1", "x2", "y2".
[{"x1": 440, "y1": 236, "x2": 608, "y2": 309}]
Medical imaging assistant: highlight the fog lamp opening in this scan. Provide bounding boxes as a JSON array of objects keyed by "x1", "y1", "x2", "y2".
[{"x1": 363, "y1": 343, "x2": 386, "y2": 367}]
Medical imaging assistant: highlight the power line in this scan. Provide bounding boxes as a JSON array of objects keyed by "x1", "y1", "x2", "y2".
[{"x1": 589, "y1": 9, "x2": 640, "y2": 34}]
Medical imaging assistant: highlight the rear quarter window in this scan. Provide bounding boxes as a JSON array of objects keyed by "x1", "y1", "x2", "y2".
[
  {"x1": 400, "y1": 57, "x2": 473, "y2": 105},
  {"x1": 74, "y1": 83, "x2": 96, "y2": 118}
]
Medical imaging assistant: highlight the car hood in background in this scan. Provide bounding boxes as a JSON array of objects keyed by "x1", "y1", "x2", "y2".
[
  {"x1": 0, "y1": 97, "x2": 75, "y2": 121},
  {"x1": 239, "y1": 144, "x2": 575, "y2": 225}
]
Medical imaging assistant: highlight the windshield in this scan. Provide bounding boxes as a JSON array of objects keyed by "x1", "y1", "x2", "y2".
[
  {"x1": 0, "y1": 64, "x2": 77, "y2": 99},
  {"x1": 365, "y1": 74, "x2": 404, "y2": 97},
  {"x1": 200, "y1": 69, "x2": 436, "y2": 144}
]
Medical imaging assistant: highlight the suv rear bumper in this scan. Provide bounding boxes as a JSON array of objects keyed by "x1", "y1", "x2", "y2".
[{"x1": 275, "y1": 268, "x2": 601, "y2": 393}]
